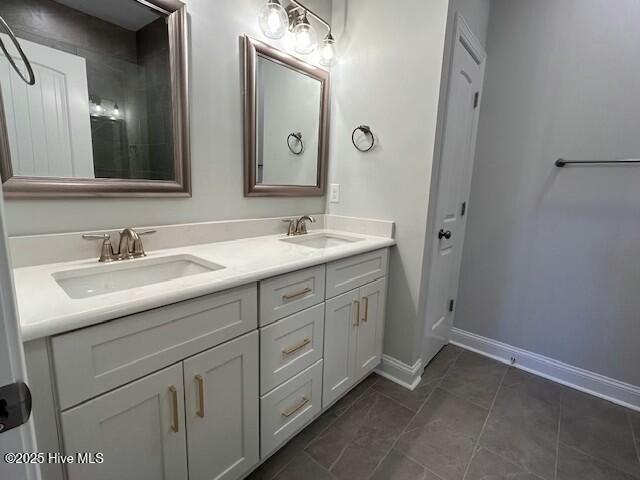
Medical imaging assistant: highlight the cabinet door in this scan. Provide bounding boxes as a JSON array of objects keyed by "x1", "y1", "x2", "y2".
[
  {"x1": 61, "y1": 364, "x2": 187, "y2": 480},
  {"x1": 356, "y1": 277, "x2": 387, "y2": 380},
  {"x1": 323, "y1": 289, "x2": 359, "y2": 407},
  {"x1": 183, "y1": 331, "x2": 259, "y2": 480}
]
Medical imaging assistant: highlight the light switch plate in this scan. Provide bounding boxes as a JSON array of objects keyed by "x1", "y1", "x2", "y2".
[{"x1": 330, "y1": 184, "x2": 340, "y2": 203}]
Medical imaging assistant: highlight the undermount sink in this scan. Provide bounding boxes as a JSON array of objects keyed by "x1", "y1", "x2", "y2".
[
  {"x1": 281, "y1": 233, "x2": 363, "y2": 249},
  {"x1": 53, "y1": 254, "x2": 224, "y2": 299}
]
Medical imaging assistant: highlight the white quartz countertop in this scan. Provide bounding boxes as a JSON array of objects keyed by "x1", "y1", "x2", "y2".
[{"x1": 14, "y1": 229, "x2": 394, "y2": 341}]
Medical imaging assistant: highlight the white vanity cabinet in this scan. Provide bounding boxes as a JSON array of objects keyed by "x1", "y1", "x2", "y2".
[
  {"x1": 323, "y1": 276, "x2": 387, "y2": 406},
  {"x1": 259, "y1": 249, "x2": 388, "y2": 457},
  {"x1": 61, "y1": 331, "x2": 259, "y2": 480},
  {"x1": 26, "y1": 247, "x2": 390, "y2": 480}
]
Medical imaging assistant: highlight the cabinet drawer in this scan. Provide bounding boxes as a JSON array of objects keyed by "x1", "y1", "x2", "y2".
[
  {"x1": 260, "y1": 304, "x2": 324, "y2": 394},
  {"x1": 260, "y1": 360, "x2": 323, "y2": 459},
  {"x1": 326, "y1": 249, "x2": 388, "y2": 298},
  {"x1": 259, "y1": 265, "x2": 325, "y2": 326},
  {"x1": 52, "y1": 284, "x2": 257, "y2": 410}
]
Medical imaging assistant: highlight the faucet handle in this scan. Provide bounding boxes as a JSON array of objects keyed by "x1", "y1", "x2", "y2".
[
  {"x1": 82, "y1": 233, "x2": 110, "y2": 240},
  {"x1": 282, "y1": 219, "x2": 297, "y2": 236},
  {"x1": 132, "y1": 229, "x2": 156, "y2": 257},
  {"x1": 82, "y1": 234, "x2": 116, "y2": 263},
  {"x1": 295, "y1": 215, "x2": 316, "y2": 235}
]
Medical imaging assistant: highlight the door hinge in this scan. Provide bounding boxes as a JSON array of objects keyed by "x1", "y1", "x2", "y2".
[
  {"x1": 461, "y1": 201, "x2": 467, "y2": 216},
  {"x1": 449, "y1": 299, "x2": 455, "y2": 312},
  {"x1": 473, "y1": 91, "x2": 480, "y2": 109}
]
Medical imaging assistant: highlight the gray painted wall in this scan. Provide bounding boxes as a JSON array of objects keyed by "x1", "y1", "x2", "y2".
[
  {"x1": 328, "y1": 0, "x2": 450, "y2": 365},
  {"x1": 4, "y1": 0, "x2": 331, "y2": 235},
  {"x1": 456, "y1": 0, "x2": 640, "y2": 386}
]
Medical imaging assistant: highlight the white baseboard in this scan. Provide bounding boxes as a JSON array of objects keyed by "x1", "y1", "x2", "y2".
[
  {"x1": 451, "y1": 328, "x2": 640, "y2": 412},
  {"x1": 375, "y1": 355, "x2": 423, "y2": 390}
]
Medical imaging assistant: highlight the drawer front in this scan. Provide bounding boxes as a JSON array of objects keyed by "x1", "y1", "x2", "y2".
[
  {"x1": 260, "y1": 360, "x2": 323, "y2": 459},
  {"x1": 52, "y1": 284, "x2": 258, "y2": 410},
  {"x1": 259, "y1": 265, "x2": 325, "y2": 326},
  {"x1": 260, "y1": 304, "x2": 324, "y2": 395},
  {"x1": 326, "y1": 249, "x2": 388, "y2": 298}
]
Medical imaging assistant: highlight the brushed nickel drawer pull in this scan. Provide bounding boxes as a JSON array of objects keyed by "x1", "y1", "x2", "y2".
[
  {"x1": 281, "y1": 396, "x2": 309, "y2": 418},
  {"x1": 195, "y1": 374, "x2": 205, "y2": 418},
  {"x1": 353, "y1": 300, "x2": 360, "y2": 327},
  {"x1": 362, "y1": 296, "x2": 369, "y2": 323},
  {"x1": 282, "y1": 287, "x2": 312, "y2": 301},
  {"x1": 282, "y1": 338, "x2": 311, "y2": 356},
  {"x1": 169, "y1": 385, "x2": 179, "y2": 433}
]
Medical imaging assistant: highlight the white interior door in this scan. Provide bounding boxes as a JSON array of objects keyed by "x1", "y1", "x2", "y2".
[
  {"x1": 423, "y1": 14, "x2": 486, "y2": 364},
  {"x1": 0, "y1": 188, "x2": 39, "y2": 480},
  {"x1": 0, "y1": 33, "x2": 94, "y2": 178}
]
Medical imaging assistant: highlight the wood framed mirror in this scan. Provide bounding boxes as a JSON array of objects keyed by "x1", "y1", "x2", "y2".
[
  {"x1": 243, "y1": 35, "x2": 329, "y2": 197},
  {"x1": 0, "y1": 0, "x2": 190, "y2": 198}
]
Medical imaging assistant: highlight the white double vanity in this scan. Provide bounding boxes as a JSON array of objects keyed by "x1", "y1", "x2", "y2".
[
  {"x1": 14, "y1": 216, "x2": 394, "y2": 480},
  {"x1": 0, "y1": 2, "x2": 392, "y2": 478}
]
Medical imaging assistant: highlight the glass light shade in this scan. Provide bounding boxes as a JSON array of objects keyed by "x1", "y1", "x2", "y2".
[
  {"x1": 293, "y1": 16, "x2": 318, "y2": 54},
  {"x1": 319, "y1": 34, "x2": 336, "y2": 66},
  {"x1": 258, "y1": 0, "x2": 289, "y2": 39}
]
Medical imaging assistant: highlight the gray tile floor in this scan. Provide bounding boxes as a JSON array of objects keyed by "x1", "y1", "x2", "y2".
[{"x1": 247, "y1": 345, "x2": 640, "y2": 480}]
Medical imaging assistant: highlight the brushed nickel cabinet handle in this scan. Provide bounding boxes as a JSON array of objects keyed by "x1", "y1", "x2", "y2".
[
  {"x1": 169, "y1": 385, "x2": 179, "y2": 433},
  {"x1": 282, "y1": 338, "x2": 311, "y2": 356},
  {"x1": 282, "y1": 287, "x2": 312, "y2": 301},
  {"x1": 362, "y1": 297, "x2": 369, "y2": 323},
  {"x1": 353, "y1": 300, "x2": 360, "y2": 327},
  {"x1": 281, "y1": 396, "x2": 309, "y2": 418},
  {"x1": 195, "y1": 375, "x2": 205, "y2": 418}
]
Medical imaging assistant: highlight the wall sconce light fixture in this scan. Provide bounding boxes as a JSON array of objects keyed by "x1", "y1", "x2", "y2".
[
  {"x1": 258, "y1": 0, "x2": 289, "y2": 39},
  {"x1": 258, "y1": 0, "x2": 337, "y2": 66}
]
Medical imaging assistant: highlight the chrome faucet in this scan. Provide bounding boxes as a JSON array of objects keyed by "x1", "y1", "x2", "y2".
[
  {"x1": 118, "y1": 228, "x2": 140, "y2": 260},
  {"x1": 282, "y1": 215, "x2": 316, "y2": 236},
  {"x1": 295, "y1": 215, "x2": 315, "y2": 235},
  {"x1": 83, "y1": 227, "x2": 156, "y2": 262},
  {"x1": 282, "y1": 219, "x2": 298, "y2": 236}
]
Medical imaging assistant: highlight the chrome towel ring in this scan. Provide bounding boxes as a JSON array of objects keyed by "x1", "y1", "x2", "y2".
[
  {"x1": 0, "y1": 15, "x2": 36, "y2": 86},
  {"x1": 352, "y1": 125, "x2": 375, "y2": 152},
  {"x1": 287, "y1": 132, "x2": 304, "y2": 155}
]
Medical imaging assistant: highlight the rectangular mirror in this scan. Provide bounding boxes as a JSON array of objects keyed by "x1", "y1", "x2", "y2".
[
  {"x1": 0, "y1": 0, "x2": 190, "y2": 197},
  {"x1": 243, "y1": 36, "x2": 329, "y2": 197}
]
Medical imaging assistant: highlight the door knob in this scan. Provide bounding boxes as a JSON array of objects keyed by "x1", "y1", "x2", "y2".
[{"x1": 438, "y1": 229, "x2": 452, "y2": 240}]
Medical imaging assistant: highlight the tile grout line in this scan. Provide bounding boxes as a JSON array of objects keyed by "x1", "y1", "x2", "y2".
[
  {"x1": 268, "y1": 377, "x2": 377, "y2": 480},
  {"x1": 478, "y1": 445, "x2": 547, "y2": 480},
  {"x1": 302, "y1": 450, "x2": 339, "y2": 479},
  {"x1": 268, "y1": 407, "x2": 344, "y2": 480},
  {"x1": 367, "y1": 349, "x2": 464, "y2": 480},
  {"x1": 327, "y1": 384, "x2": 379, "y2": 472},
  {"x1": 558, "y1": 441, "x2": 640, "y2": 479},
  {"x1": 460, "y1": 365, "x2": 509, "y2": 480},
  {"x1": 368, "y1": 378, "x2": 444, "y2": 480}
]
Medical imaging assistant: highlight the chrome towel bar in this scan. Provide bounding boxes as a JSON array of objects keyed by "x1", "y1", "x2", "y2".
[{"x1": 556, "y1": 158, "x2": 640, "y2": 167}]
